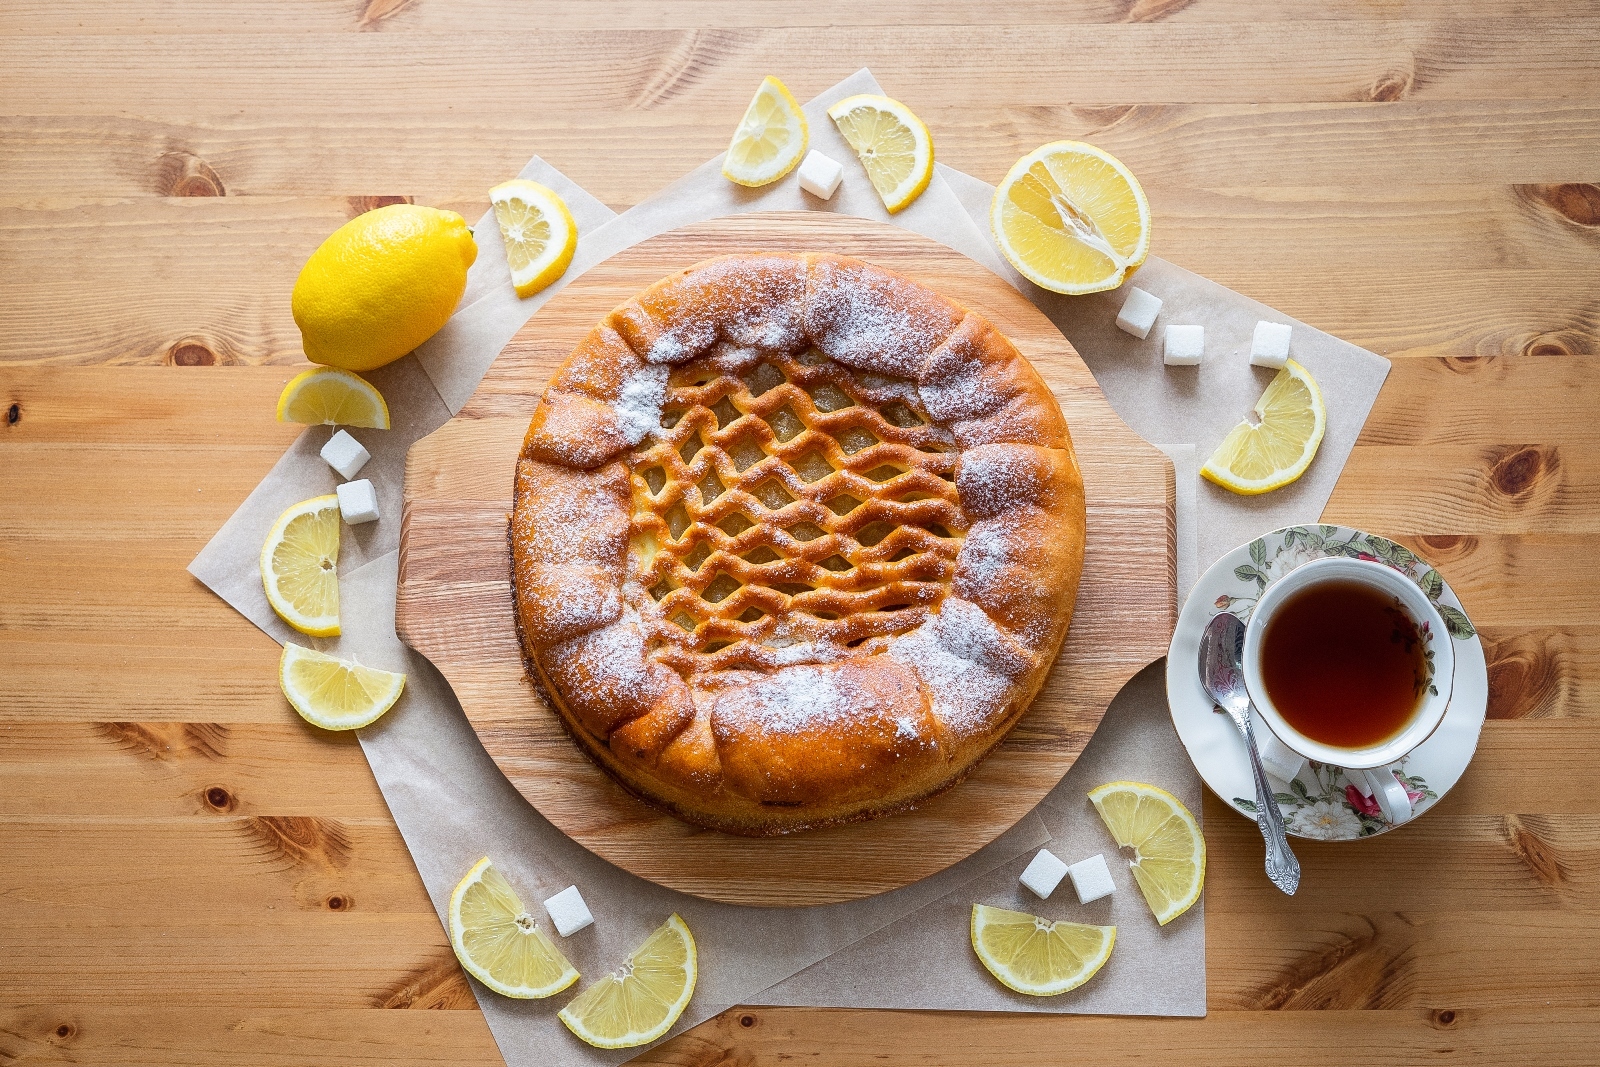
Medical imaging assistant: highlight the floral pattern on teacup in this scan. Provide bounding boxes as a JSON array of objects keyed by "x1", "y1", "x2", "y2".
[
  {"x1": 1208, "y1": 525, "x2": 1472, "y2": 838},
  {"x1": 1234, "y1": 762, "x2": 1439, "y2": 839}
]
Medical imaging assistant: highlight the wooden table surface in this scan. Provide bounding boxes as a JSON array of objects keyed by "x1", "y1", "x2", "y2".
[{"x1": 2, "y1": 3, "x2": 1597, "y2": 1063}]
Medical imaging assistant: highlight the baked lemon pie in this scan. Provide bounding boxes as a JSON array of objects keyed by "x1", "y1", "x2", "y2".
[{"x1": 511, "y1": 253, "x2": 1085, "y2": 834}]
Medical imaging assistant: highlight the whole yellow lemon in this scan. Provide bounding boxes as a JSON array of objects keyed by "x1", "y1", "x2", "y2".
[{"x1": 291, "y1": 204, "x2": 477, "y2": 372}]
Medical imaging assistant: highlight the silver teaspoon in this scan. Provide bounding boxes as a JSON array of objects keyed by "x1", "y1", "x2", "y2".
[{"x1": 1199, "y1": 612, "x2": 1301, "y2": 895}]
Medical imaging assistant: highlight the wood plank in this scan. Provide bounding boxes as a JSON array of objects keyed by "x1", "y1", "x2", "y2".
[
  {"x1": 4, "y1": 1005, "x2": 1596, "y2": 1067},
  {"x1": 5, "y1": 24, "x2": 1597, "y2": 116},
  {"x1": 7, "y1": 1, "x2": 1594, "y2": 35},
  {"x1": 4, "y1": 102, "x2": 1597, "y2": 208},
  {"x1": 0, "y1": 1007, "x2": 497, "y2": 1066},
  {"x1": 0, "y1": 723, "x2": 393, "y2": 818},
  {"x1": 657, "y1": 1008, "x2": 1600, "y2": 1065}
]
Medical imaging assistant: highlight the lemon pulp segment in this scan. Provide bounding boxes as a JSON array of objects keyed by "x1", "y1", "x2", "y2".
[
  {"x1": 1088, "y1": 781, "x2": 1206, "y2": 926},
  {"x1": 827, "y1": 94, "x2": 933, "y2": 213},
  {"x1": 722, "y1": 76, "x2": 808, "y2": 188},
  {"x1": 275, "y1": 367, "x2": 391, "y2": 429},
  {"x1": 970, "y1": 904, "x2": 1116, "y2": 996},
  {"x1": 279, "y1": 643, "x2": 405, "y2": 731},
  {"x1": 1200, "y1": 360, "x2": 1327, "y2": 495},
  {"x1": 558, "y1": 914, "x2": 697, "y2": 1048},
  {"x1": 489, "y1": 179, "x2": 578, "y2": 299},
  {"x1": 991, "y1": 141, "x2": 1150, "y2": 295},
  {"x1": 260, "y1": 495, "x2": 341, "y2": 636},
  {"x1": 448, "y1": 857, "x2": 579, "y2": 999}
]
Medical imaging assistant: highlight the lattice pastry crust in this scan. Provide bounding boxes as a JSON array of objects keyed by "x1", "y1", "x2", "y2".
[{"x1": 511, "y1": 253, "x2": 1085, "y2": 835}]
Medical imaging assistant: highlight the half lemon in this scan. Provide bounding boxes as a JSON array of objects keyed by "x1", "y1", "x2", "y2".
[
  {"x1": 1200, "y1": 359, "x2": 1327, "y2": 495},
  {"x1": 971, "y1": 904, "x2": 1116, "y2": 996},
  {"x1": 827, "y1": 94, "x2": 933, "y2": 214},
  {"x1": 279, "y1": 644, "x2": 405, "y2": 731},
  {"x1": 260, "y1": 495, "x2": 341, "y2": 637},
  {"x1": 275, "y1": 367, "x2": 391, "y2": 429},
  {"x1": 723, "y1": 76, "x2": 808, "y2": 188},
  {"x1": 558, "y1": 913, "x2": 697, "y2": 1048},
  {"x1": 992, "y1": 140, "x2": 1150, "y2": 295},
  {"x1": 1088, "y1": 781, "x2": 1206, "y2": 926},
  {"x1": 489, "y1": 179, "x2": 578, "y2": 299},
  {"x1": 448, "y1": 857, "x2": 579, "y2": 999}
]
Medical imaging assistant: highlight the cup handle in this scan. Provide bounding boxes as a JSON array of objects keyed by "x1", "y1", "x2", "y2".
[{"x1": 1363, "y1": 768, "x2": 1413, "y2": 824}]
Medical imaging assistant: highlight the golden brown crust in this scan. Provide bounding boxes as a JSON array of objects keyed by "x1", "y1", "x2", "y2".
[{"x1": 510, "y1": 253, "x2": 1085, "y2": 835}]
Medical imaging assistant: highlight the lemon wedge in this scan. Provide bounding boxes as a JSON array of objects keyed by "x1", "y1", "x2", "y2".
[
  {"x1": 723, "y1": 76, "x2": 808, "y2": 188},
  {"x1": 970, "y1": 904, "x2": 1116, "y2": 996},
  {"x1": 448, "y1": 857, "x2": 579, "y2": 999},
  {"x1": 827, "y1": 94, "x2": 933, "y2": 214},
  {"x1": 1088, "y1": 782, "x2": 1205, "y2": 926},
  {"x1": 489, "y1": 179, "x2": 578, "y2": 299},
  {"x1": 275, "y1": 367, "x2": 391, "y2": 429},
  {"x1": 279, "y1": 643, "x2": 405, "y2": 731},
  {"x1": 559, "y1": 914, "x2": 697, "y2": 1048},
  {"x1": 991, "y1": 141, "x2": 1151, "y2": 295},
  {"x1": 1201, "y1": 359, "x2": 1327, "y2": 495},
  {"x1": 260, "y1": 495, "x2": 341, "y2": 637}
]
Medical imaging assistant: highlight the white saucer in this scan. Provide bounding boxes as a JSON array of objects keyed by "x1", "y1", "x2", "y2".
[{"x1": 1165, "y1": 525, "x2": 1487, "y2": 841}]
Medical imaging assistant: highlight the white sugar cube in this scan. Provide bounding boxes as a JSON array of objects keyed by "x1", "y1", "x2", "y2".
[
  {"x1": 1019, "y1": 848, "x2": 1069, "y2": 899},
  {"x1": 1254, "y1": 723, "x2": 1307, "y2": 784},
  {"x1": 797, "y1": 150, "x2": 844, "y2": 200},
  {"x1": 1068, "y1": 853, "x2": 1116, "y2": 904},
  {"x1": 1114, "y1": 286, "x2": 1163, "y2": 339},
  {"x1": 543, "y1": 885, "x2": 593, "y2": 937},
  {"x1": 1163, "y1": 324, "x2": 1205, "y2": 366},
  {"x1": 335, "y1": 479, "x2": 379, "y2": 525},
  {"x1": 1250, "y1": 321, "x2": 1293, "y2": 369},
  {"x1": 320, "y1": 429, "x2": 371, "y2": 480}
]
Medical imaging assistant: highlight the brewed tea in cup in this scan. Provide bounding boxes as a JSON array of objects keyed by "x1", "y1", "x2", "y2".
[{"x1": 1242, "y1": 557, "x2": 1455, "y2": 772}]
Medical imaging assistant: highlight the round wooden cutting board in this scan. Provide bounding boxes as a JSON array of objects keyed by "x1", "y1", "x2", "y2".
[{"x1": 395, "y1": 211, "x2": 1174, "y2": 907}]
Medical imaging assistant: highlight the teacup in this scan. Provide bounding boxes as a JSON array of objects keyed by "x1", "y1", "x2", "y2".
[{"x1": 1242, "y1": 557, "x2": 1455, "y2": 821}]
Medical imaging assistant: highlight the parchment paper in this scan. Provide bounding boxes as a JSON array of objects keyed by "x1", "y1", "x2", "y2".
[{"x1": 189, "y1": 67, "x2": 1396, "y2": 1064}]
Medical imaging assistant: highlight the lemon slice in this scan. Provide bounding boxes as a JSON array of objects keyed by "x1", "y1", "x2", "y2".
[
  {"x1": 970, "y1": 904, "x2": 1116, "y2": 996},
  {"x1": 558, "y1": 914, "x2": 696, "y2": 1049},
  {"x1": 1201, "y1": 359, "x2": 1327, "y2": 495},
  {"x1": 275, "y1": 367, "x2": 391, "y2": 429},
  {"x1": 260, "y1": 495, "x2": 341, "y2": 637},
  {"x1": 722, "y1": 76, "x2": 808, "y2": 188},
  {"x1": 827, "y1": 94, "x2": 933, "y2": 214},
  {"x1": 448, "y1": 857, "x2": 579, "y2": 999},
  {"x1": 489, "y1": 179, "x2": 578, "y2": 299},
  {"x1": 1088, "y1": 782, "x2": 1206, "y2": 926},
  {"x1": 991, "y1": 140, "x2": 1151, "y2": 295},
  {"x1": 279, "y1": 643, "x2": 405, "y2": 731}
]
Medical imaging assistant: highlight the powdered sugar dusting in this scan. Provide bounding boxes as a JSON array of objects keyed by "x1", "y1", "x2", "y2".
[
  {"x1": 956, "y1": 444, "x2": 1047, "y2": 518},
  {"x1": 645, "y1": 333, "x2": 694, "y2": 365},
  {"x1": 805, "y1": 259, "x2": 958, "y2": 378},
  {"x1": 732, "y1": 665, "x2": 859, "y2": 735},
  {"x1": 888, "y1": 598, "x2": 1033, "y2": 736},
  {"x1": 555, "y1": 607, "x2": 660, "y2": 704},
  {"x1": 918, "y1": 362, "x2": 1006, "y2": 424},
  {"x1": 612, "y1": 364, "x2": 669, "y2": 445},
  {"x1": 954, "y1": 520, "x2": 1013, "y2": 591},
  {"x1": 529, "y1": 566, "x2": 622, "y2": 639},
  {"x1": 520, "y1": 468, "x2": 627, "y2": 562}
]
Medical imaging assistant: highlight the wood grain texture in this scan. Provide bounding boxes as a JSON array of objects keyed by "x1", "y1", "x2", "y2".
[
  {"x1": 395, "y1": 211, "x2": 1175, "y2": 905},
  {"x1": 3, "y1": 0, "x2": 1598, "y2": 1062}
]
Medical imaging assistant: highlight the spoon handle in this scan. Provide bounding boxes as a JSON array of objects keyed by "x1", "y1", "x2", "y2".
[{"x1": 1236, "y1": 705, "x2": 1301, "y2": 895}]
